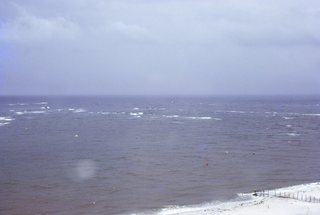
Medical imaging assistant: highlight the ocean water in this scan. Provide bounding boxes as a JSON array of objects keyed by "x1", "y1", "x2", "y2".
[{"x1": 0, "y1": 96, "x2": 320, "y2": 215}]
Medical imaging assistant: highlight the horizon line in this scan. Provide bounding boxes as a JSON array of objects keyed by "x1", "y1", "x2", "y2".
[{"x1": 0, "y1": 94, "x2": 320, "y2": 97}]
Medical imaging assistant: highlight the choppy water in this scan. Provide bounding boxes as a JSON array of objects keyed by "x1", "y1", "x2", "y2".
[{"x1": 0, "y1": 96, "x2": 320, "y2": 215}]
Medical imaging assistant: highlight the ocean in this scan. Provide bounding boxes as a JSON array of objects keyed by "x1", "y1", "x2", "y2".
[{"x1": 0, "y1": 96, "x2": 320, "y2": 215}]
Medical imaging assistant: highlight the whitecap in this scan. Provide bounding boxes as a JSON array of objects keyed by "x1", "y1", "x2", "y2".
[
  {"x1": 15, "y1": 111, "x2": 25, "y2": 115},
  {"x1": 164, "y1": 115, "x2": 180, "y2": 118},
  {"x1": 185, "y1": 116, "x2": 212, "y2": 120},
  {"x1": 8, "y1": 103, "x2": 28, "y2": 106},
  {"x1": 287, "y1": 133, "x2": 300, "y2": 136},
  {"x1": 229, "y1": 110, "x2": 246, "y2": 114},
  {"x1": 0, "y1": 122, "x2": 10, "y2": 126},
  {"x1": 101, "y1": 111, "x2": 122, "y2": 115},
  {"x1": 302, "y1": 113, "x2": 320, "y2": 116},
  {"x1": 15, "y1": 110, "x2": 46, "y2": 115},
  {"x1": 0, "y1": 117, "x2": 14, "y2": 121},
  {"x1": 199, "y1": 117, "x2": 212, "y2": 120},
  {"x1": 73, "y1": 108, "x2": 86, "y2": 113},
  {"x1": 0, "y1": 116, "x2": 14, "y2": 127},
  {"x1": 283, "y1": 117, "x2": 294, "y2": 120},
  {"x1": 130, "y1": 112, "x2": 143, "y2": 116},
  {"x1": 29, "y1": 111, "x2": 46, "y2": 114},
  {"x1": 100, "y1": 112, "x2": 110, "y2": 115},
  {"x1": 217, "y1": 110, "x2": 246, "y2": 114}
]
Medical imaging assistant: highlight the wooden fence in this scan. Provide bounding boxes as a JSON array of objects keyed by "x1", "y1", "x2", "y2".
[{"x1": 254, "y1": 190, "x2": 320, "y2": 203}]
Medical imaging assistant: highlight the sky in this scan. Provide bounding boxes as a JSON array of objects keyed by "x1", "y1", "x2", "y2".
[{"x1": 0, "y1": 0, "x2": 320, "y2": 95}]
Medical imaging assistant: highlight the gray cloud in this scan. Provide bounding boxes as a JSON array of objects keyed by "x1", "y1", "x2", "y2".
[{"x1": 1, "y1": 0, "x2": 320, "y2": 95}]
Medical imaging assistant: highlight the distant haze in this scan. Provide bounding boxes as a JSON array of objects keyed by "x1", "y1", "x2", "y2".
[{"x1": 1, "y1": 0, "x2": 320, "y2": 95}]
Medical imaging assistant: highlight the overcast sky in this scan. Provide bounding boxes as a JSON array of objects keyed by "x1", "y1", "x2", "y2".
[{"x1": 0, "y1": 0, "x2": 320, "y2": 95}]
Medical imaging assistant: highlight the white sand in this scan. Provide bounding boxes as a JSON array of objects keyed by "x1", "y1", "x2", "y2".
[
  {"x1": 221, "y1": 197, "x2": 320, "y2": 215},
  {"x1": 136, "y1": 182, "x2": 320, "y2": 215}
]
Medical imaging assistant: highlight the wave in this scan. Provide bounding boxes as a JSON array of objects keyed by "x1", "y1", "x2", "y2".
[
  {"x1": 185, "y1": 116, "x2": 212, "y2": 120},
  {"x1": 0, "y1": 116, "x2": 14, "y2": 127},
  {"x1": 66, "y1": 108, "x2": 86, "y2": 113},
  {"x1": 163, "y1": 115, "x2": 180, "y2": 118},
  {"x1": 15, "y1": 110, "x2": 46, "y2": 115},
  {"x1": 216, "y1": 110, "x2": 246, "y2": 114},
  {"x1": 73, "y1": 108, "x2": 86, "y2": 113},
  {"x1": 302, "y1": 113, "x2": 320, "y2": 117},
  {"x1": 8, "y1": 103, "x2": 28, "y2": 106},
  {"x1": 283, "y1": 117, "x2": 294, "y2": 120},
  {"x1": 0, "y1": 116, "x2": 14, "y2": 121},
  {"x1": 161, "y1": 115, "x2": 222, "y2": 121},
  {"x1": 287, "y1": 133, "x2": 300, "y2": 137},
  {"x1": 287, "y1": 112, "x2": 320, "y2": 117},
  {"x1": 99, "y1": 111, "x2": 126, "y2": 115},
  {"x1": 130, "y1": 112, "x2": 144, "y2": 117},
  {"x1": 28, "y1": 110, "x2": 46, "y2": 114},
  {"x1": 0, "y1": 122, "x2": 10, "y2": 126},
  {"x1": 213, "y1": 118, "x2": 222, "y2": 121}
]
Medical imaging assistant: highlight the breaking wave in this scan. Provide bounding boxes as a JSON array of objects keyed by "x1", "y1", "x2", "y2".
[{"x1": 0, "y1": 116, "x2": 14, "y2": 127}]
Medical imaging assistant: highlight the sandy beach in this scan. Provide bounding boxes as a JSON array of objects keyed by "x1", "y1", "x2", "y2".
[
  {"x1": 145, "y1": 182, "x2": 320, "y2": 215},
  {"x1": 221, "y1": 198, "x2": 320, "y2": 215}
]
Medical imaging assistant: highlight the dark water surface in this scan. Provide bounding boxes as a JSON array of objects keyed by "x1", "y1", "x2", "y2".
[{"x1": 0, "y1": 96, "x2": 320, "y2": 214}]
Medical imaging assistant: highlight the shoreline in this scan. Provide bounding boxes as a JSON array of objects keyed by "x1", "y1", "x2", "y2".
[{"x1": 133, "y1": 182, "x2": 320, "y2": 215}]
